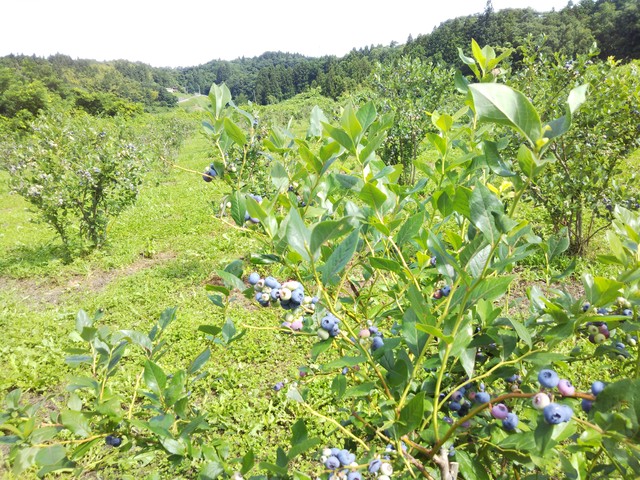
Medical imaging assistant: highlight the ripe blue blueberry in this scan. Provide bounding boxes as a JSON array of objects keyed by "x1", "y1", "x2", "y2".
[
  {"x1": 475, "y1": 392, "x2": 490, "y2": 404},
  {"x1": 324, "y1": 455, "x2": 340, "y2": 470},
  {"x1": 543, "y1": 403, "x2": 571, "y2": 424},
  {"x1": 429, "y1": 256, "x2": 437, "y2": 267},
  {"x1": 451, "y1": 390, "x2": 463, "y2": 402},
  {"x1": 273, "y1": 382, "x2": 284, "y2": 391},
  {"x1": 581, "y1": 399, "x2": 593, "y2": 413},
  {"x1": 449, "y1": 401, "x2": 462, "y2": 412},
  {"x1": 582, "y1": 302, "x2": 590, "y2": 312},
  {"x1": 368, "y1": 459, "x2": 382, "y2": 473},
  {"x1": 337, "y1": 449, "x2": 353, "y2": 466},
  {"x1": 330, "y1": 324, "x2": 340, "y2": 337},
  {"x1": 248, "y1": 272, "x2": 260, "y2": 285},
  {"x1": 291, "y1": 288, "x2": 305, "y2": 304},
  {"x1": 591, "y1": 380, "x2": 605, "y2": 396},
  {"x1": 321, "y1": 316, "x2": 336, "y2": 331},
  {"x1": 105, "y1": 435, "x2": 122, "y2": 447},
  {"x1": 342, "y1": 367, "x2": 349, "y2": 375},
  {"x1": 441, "y1": 285, "x2": 451, "y2": 296},
  {"x1": 347, "y1": 472, "x2": 362, "y2": 480},
  {"x1": 371, "y1": 336, "x2": 384, "y2": 351},
  {"x1": 538, "y1": 369, "x2": 560, "y2": 388},
  {"x1": 502, "y1": 412, "x2": 518, "y2": 431},
  {"x1": 264, "y1": 276, "x2": 279, "y2": 289}
]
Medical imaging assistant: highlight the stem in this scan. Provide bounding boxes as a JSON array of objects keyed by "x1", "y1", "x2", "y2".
[
  {"x1": 127, "y1": 371, "x2": 144, "y2": 420},
  {"x1": 300, "y1": 402, "x2": 369, "y2": 451}
]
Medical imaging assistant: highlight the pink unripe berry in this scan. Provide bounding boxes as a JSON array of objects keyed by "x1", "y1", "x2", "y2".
[
  {"x1": 290, "y1": 320, "x2": 303, "y2": 331},
  {"x1": 491, "y1": 403, "x2": 509, "y2": 420},
  {"x1": 359, "y1": 328, "x2": 371, "y2": 338},
  {"x1": 532, "y1": 392, "x2": 551, "y2": 410},
  {"x1": 557, "y1": 379, "x2": 575, "y2": 396}
]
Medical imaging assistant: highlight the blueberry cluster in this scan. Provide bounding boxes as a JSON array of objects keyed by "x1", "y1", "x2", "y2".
[
  {"x1": 202, "y1": 163, "x2": 218, "y2": 182},
  {"x1": 248, "y1": 273, "x2": 317, "y2": 330},
  {"x1": 432, "y1": 285, "x2": 451, "y2": 299},
  {"x1": 358, "y1": 325, "x2": 384, "y2": 352},
  {"x1": 320, "y1": 447, "x2": 394, "y2": 479},
  {"x1": 583, "y1": 298, "x2": 636, "y2": 357},
  {"x1": 317, "y1": 312, "x2": 341, "y2": 340}
]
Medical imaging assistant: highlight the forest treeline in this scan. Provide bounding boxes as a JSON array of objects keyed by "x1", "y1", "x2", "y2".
[{"x1": 0, "y1": 0, "x2": 637, "y2": 124}]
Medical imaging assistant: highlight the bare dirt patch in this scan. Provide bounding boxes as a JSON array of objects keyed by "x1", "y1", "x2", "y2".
[{"x1": 0, "y1": 251, "x2": 177, "y2": 308}]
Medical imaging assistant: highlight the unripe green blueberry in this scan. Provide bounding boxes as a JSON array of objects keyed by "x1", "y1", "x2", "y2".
[
  {"x1": 317, "y1": 329, "x2": 330, "y2": 341},
  {"x1": 280, "y1": 288, "x2": 292, "y2": 301},
  {"x1": 532, "y1": 392, "x2": 551, "y2": 410}
]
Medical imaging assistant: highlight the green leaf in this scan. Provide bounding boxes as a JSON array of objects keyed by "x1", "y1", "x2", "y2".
[
  {"x1": 310, "y1": 218, "x2": 354, "y2": 255},
  {"x1": 113, "y1": 330, "x2": 152, "y2": 352},
  {"x1": 311, "y1": 339, "x2": 333, "y2": 361},
  {"x1": 60, "y1": 410, "x2": 91, "y2": 437},
  {"x1": 161, "y1": 437, "x2": 187, "y2": 456},
  {"x1": 545, "y1": 227, "x2": 570, "y2": 263},
  {"x1": 188, "y1": 348, "x2": 211, "y2": 375},
  {"x1": 230, "y1": 190, "x2": 247, "y2": 226},
  {"x1": 344, "y1": 382, "x2": 376, "y2": 398},
  {"x1": 508, "y1": 318, "x2": 532, "y2": 348},
  {"x1": 271, "y1": 161, "x2": 289, "y2": 193},
  {"x1": 331, "y1": 375, "x2": 347, "y2": 398},
  {"x1": 286, "y1": 208, "x2": 312, "y2": 261},
  {"x1": 359, "y1": 183, "x2": 387, "y2": 211},
  {"x1": 355, "y1": 102, "x2": 377, "y2": 132},
  {"x1": 534, "y1": 421, "x2": 557, "y2": 456},
  {"x1": 223, "y1": 118, "x2": 247, "y2": 147},
  {"x1": 241, "y1": 450, "x2": 255, "y2": 475},
  {"x1": 483, "y1": 140, "x2": 515, "y2": 177},
  {"x1": 199, "y1": 461, "x2": 224, "y2": 480},
  {"x1": 469, "y1": 182, "x2": 503, "y2": 244},
  {"x1": 544, "y1": 84, "x2": 589, "y2": 140},
  {"x1": 144, "y1": 360, "x2": 167, "y2": 396},
  {"x1": 341, "y1": 104, "x2": 362, "y2": 144},
  {"x1": 215, "y1": 270, "x2": 245, "y2": 292},
  {"x1": 394, "y1": 211, "x2": 424, "y2": 246},
  {"x1": 582, "y1": 274, "x2": 624, "y2": 306},
  {"x1": 321, "y1": 228, "x2": 360, "y2": 286},
  {"x1": 198, "y1": 325, "x2": 222, "y2": 337},
  {"x1": 469, "y1": 83, "x2": 542, "y2": 146},
  {"x1": 466, "y1": 275, "x2": 514, "y2": 307},
  {"x1": 369, "y1": 257, "x2": 403, "y2": 275},
  {"x1": 35, "y1": 445, "x2": 66, "y2": 467},
  {"x1": 75, "y1": 310, "x2": 92, "y2": 334},
  {"x1": 456, "y1": 450, "x2": 491, "y2": 480},
  {"x1": 308, "y1": 106, "x2": 328, "y2": 138},
  {"x1": 396, "y1": 392, "x2": 424, "y2": 436},
  {"x1": 159, "y1": 307, "x2": 177, "y2": 330},
  {"x1": 288, "y1": 437, "x2": 321, "y2": 461},
  {"x1": 165, "y1": 370, "x2": 186, "y2": 407},
  {"x1": 322, "y1": 123, "x2": 355, "y2": 154}
]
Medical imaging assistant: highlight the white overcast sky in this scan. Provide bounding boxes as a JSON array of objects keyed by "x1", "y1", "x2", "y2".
[{"x1": 1, "y1": 0, "x2": 570, "y2": 68}]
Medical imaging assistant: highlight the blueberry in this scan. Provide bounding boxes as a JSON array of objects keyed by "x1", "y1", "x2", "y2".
[
  {"x1": 371, "y1": 336, "x2": 384, "y2": 351},
  {"x1": 441, "y1": 285, "x2": 451, "y2": 296},
  {"x1": 449, "y1": 401, "x2": 462, "y2": 412},
  {"x1": 451, "y1": 390, "x2": 463, "y2": 402},
  {"x1": 347, "y1": 472, "x2": 362, "y2": 480},
  {"x1": 491, "y1": 403, "x2": 509, "y2": 420},
  {"x1": 433, "y1": 289, "x2": 443, "y2": 299},
  {"x1": 557, "y1": 379, "x2": 575, "y2": 396},
  {"x1": 264, "y1": 276, "x2": 279, "y2": 289},
  {"x1": 581, "y1": 399, "x2": 593, "y2": 413},
  {"x1": 330, "y1": 447, "x2": 340, "y2": 456},
  {"x1": 538, "y1": 369, "x2": 560, "y2": 388},
  {"x1": 105, "y1": 435, "x2": 122, "y2": 447},
  {"x1": 475, "y1": 392, "x2": 490, "y2": 404},
  {"x1": 342, "y1": 366, "x2": 349, "y2": 375},
  {"x1": 582, "y1": 302, "x2": 590, "y2": 312},
  {"x1": 248, "y1": 272, "x2": 261, "y2": 285},
  {"x1": 291, "y1": 288, "x2": 305, "y2": 304},
  {"x1": 502, "y1": 412, "x2": 519, "y2": 431},
  {"x1": 591, "y1": 380, "x2": 605, "y2": 396},
  {"x1": 429, "y1": 256, "x2": 437, "y2": 267},
  {"x1": 273, "y1": 382, "x2": 284, "y2": 391},
  {"x1": 623, "y1": 309, "x2": 633, "y2": 317},
  {"x1": 337, "y1": 449, "x2": 352, "y2": 466},
  {"x1": 368, "y1": 459, "x2": 382, "y2": 473},
  {"x1": 597, "y1": 307, "x2": 608, "y2": 315},
  {"x1": 368, "y1": 326, "x2": 379, "y2": 336},
  {"x1": 330, "y1": 324, "x2": 340, "y2": 337},
  {"x1": 311, "y1": 296, "x2": 319, "y2": 304},
  {"x1": 543, "y1": 403, "x2": 569, "y2": 424},
  {"x1": 321, "y1": 315, "x2": 337, "y2": 331},
  {"x1": 324, "y1": 455, "x2": 340, "y2": 470},
  {"x1": 532, "y1": 392, "x2": 551, "y2": 410},
  {"x1": 506, "y1": 374, "x2": 520, "y2": 383}
]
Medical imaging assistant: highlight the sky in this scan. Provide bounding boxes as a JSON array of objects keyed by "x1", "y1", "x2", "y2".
[{"x1": 0, "y1": 0, "x2": 570, "y2": 68}]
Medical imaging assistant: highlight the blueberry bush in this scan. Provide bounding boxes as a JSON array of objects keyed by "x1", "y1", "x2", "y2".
[{"x1": 201, "y1": 41, "x2": 640, "y2": 478}]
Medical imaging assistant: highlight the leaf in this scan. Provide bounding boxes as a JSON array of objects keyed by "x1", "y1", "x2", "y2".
[
  {"x1": 60, "y1": 410, "x2": 91, "y2": 437},
  {"x1": 288, "y1": 437, "x2": 321, "y2": 461},
  {"x1": 469, "y1": 83, "x2": 542, "y2": 146},
  {"x1": 311, "y1": 339, "x2": 333, "y2": 361},
  {"x1": 308, "y1": 106, "x2": 328, "y2": 138},
  {"x1": 198, "y1": 325, "x2": 222, "y2": 337},
  {"x1": 165, "y1": 370, "x2": 186, "y2": 407},
  {"x1": 470, "y1": 182, "x2": 503, "y2": 245},
  {"x1": 286, "y1": 209, "x2": 312, "y2": 261},
  {"x1": 310, "y1": 218, "x2": 354, "y2": 255},
  {"x1": 359, "y1": 183, "x2": 387, "y2": 211},
  {"x1": 241, "y1": 450, "x2": 255, "y2": 475},
  {"x1": 508, "y1": 318, "x2": 532, "y2": 348},
  {"x1": 230, "y1": 190, "x2": 247, "y2": 226},
  {"x1": 483, "y1": 140, "x2": 515, "y2": 177},
  {"x1": 161, "y1": 437, "x2": 187, "y2": 456},
  {"x1": 534, "y1": 421, "x2": 557, "y2": 456},
  {"x1": 544, "y1": 84, "x2": 589, "y2": 140},
  {"x1": 199, "y1": 461, "x2": 225, "y2": 480},
  {"x1": 582, "y1": 274, "x2": 624, "y2": 306},
  {"x1": 159, "y1": 307, "x2": 177, "y2": 330},
  {"x1": 396, "y1": 392, "x2": 425, "y2": 436},
  {"x1": 188, "y1": 348, "x2": 211, "y2": 375},
  {"x1": 215, "y1": 269, "x2": 246, "y2": 291},
  {"x1": 369, "y1": 257, "x2": 403, "y2": 275},
  {"x1": 113, "y1": 330, "x2": 152, "y2": 352},
  {"x1": 321, "y1": 228, "x2": 360, "y2": 286},
  {"x1": 344, "y1": 382, "x2": 376, "y2": 398},
  {"x1": 322, "y1": 123, "x2": 355, "y2": 154},
  {"x1": 331, "y1": 375, "x2": 347, "y2": 399},
  {"x1": 271, "y1": 161, "x2": 289, "y2": 193},
  {"x1": 545, "y1": 227, "x2": 570, "y2": 263},
  {"x1": 456, "y1": 450, "x2": 491, "y2": 480},
  {"x1": 35, "y1": 445, "x2": 66, "y2": 466},
  {"x1": 144, "y1": 360, "x2": 167, "y2": 396},
  {"x1": 466, "y1": 275, "x2": 514, "y2": 307},
  {"x1": 223, "y1": 118, "x2": 247, "y2": 147},
  {"x1": 394, "y1": 211, "x2": 424, "y2": 246},
  {"x1": 75, "y1": 310, "x2": 92, "y2": 334}
]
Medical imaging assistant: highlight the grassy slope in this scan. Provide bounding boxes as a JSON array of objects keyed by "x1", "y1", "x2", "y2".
[{"x1": 0, "y1": 134, "x2": 338, "y2": 478}]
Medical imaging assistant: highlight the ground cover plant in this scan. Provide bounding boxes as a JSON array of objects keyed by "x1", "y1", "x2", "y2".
[{"x1": 1, "y1": 41, "x2": 639, "y2": 479}]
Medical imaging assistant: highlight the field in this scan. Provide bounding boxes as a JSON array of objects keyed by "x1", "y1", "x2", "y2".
[{"x1": 1, "y1": 44, "x2": 639, "y2": 480}]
